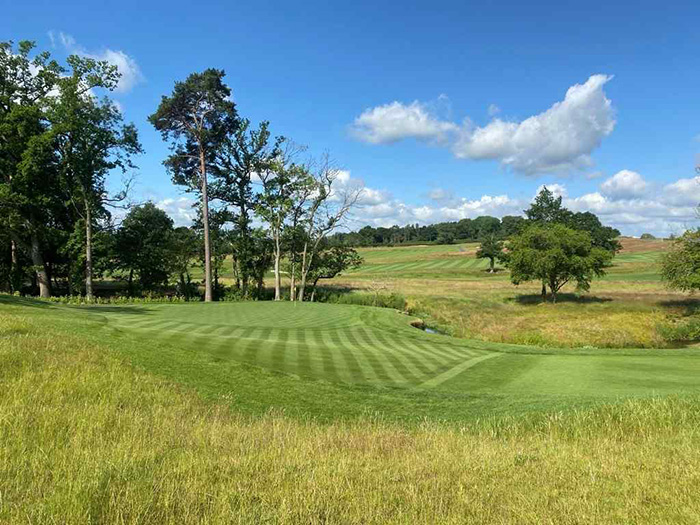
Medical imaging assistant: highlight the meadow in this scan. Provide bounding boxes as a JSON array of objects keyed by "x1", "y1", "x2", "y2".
[
  {"x1": 325, "y1": 237, "x2": 692, "y2": 349},
  {"x1": 3, "y1": 237, "x2": 700, "y2": 523}
]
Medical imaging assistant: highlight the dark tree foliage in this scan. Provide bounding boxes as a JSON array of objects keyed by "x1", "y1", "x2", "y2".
[
  {"x1": 303, "y1": 245, "x2": 363, "y2": 301},
  {"x1": 661, "y1": 230, "x2": 700, "y2": 293},
  {"x1": 114, "y1": 203, "x2": 175, "y2": 294}
]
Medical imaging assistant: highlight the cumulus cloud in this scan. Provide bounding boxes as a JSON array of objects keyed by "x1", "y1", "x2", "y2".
[
  {"x1": 156, "y1": 197, "x2": 197, "y2": 227},
  {"x1": 350, "y1": 100, "x2": 457, "y2": 145},
  {"x1": 487, "y1": 104, "x2": 501, "y2": 116},
  {"x1": 662, "y1": 176, "x2": 700, "y2": 206},
  {"x1": 351, "y1": 75, "x2": 615, "y2": 176},
  {"x1": 49, "y1": 31, "x2": 143, "y2": 93},
  {"x1": 599, "y1": 170, "x2": 649, "y2": 200}
]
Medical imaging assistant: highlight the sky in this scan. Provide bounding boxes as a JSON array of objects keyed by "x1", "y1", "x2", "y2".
[{"x1": 4, "y1": 0, "x2": 700, "y2": 236}]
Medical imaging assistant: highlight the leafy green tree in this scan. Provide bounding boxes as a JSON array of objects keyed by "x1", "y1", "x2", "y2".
[
  {"x1": 505, "y1": 224, "x2": 612, "y2": 303},
  {"x1": 114, "y1": 203, "x2": 175, "y2": 294},
  {"x1": 0, "y1": 40, "x2": 63, "y2": 296},
  {"x1": 661, "y1": 230, "x2": 700, "y2": 293},
  {"x1": 212, "y1": 118, "x2": 280, "y2": 297},
  {"x1": 149, "y1": 69, "x2": 238, "y2": 302},
  {"x1": 525, "y1": 186, "x2": 572, "y2": 224},
  {"x1": 50, "y1": 55, "x2": 142, "y2": 300},
  {"x1": 640, "y1": 233, "x2": 656, "y2": 240},
  {"x1": 303, "y1": 245, "x2": 363, "y2": 301},
  {"x1": 257, "y1": 147, "x2": 312, "y2": 301},
  {"x1": 171, "y1": 226, "x2": 200, "y2": 300},
  {"x1": 500, "y1": 215, "x2": 526, "y2": 238},
  {"x1": 476, "y1": 234, "x2": 504, "y2": 273}
]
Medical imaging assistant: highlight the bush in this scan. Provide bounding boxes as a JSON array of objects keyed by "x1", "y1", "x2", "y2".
[
  {"x1": 43, "y1": 294, "x2": 188, "y2": 305},
  {"x1": 313, "y1": 289, "x2": 407, "y2": 310},
  {"x1": 657, "y1": 316, "x2": 700, "y2": 343}
]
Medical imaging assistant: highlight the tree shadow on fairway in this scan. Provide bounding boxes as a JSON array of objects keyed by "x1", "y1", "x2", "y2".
[
  {"x1": 511, "y1": 293, "x2": 613, "y2": 305},
  {"x1": 83, "y1": 305, "x2": 154, "y2": 315},
  {"x1": 0, "y1": 294, "x2": 53, "y2": 309}
]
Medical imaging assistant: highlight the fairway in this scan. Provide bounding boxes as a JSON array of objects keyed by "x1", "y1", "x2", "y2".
[{"x1": 94, "y1": 301, "x2": 700, "y2": 402}]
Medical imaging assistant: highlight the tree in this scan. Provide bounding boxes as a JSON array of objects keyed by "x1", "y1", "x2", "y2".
[
  {"x1": 304, "y1": 245, "x2": 363, "y2": 302},
  {"x1": 500, "y1": 215, "x2": 526, "y2": 238},
  {"x1": 114, "y1": 203, "x2": 174, "y2": 294},
  {"x1": 212, "y1": 118, "x2": 280, "y2": 297},
  {"x1": 641, "y1": 233, "x2": 656, "y2": 240},
  {"x1": 505, "y1": 224, "x2": 612, "y2": 303},
  {"x1": 149, "y1": 69, "x2": 238, "y2": 302},
  {"x1": 525, "y1": 186, "x2": 572, "y2": 225},
  {"x1": 0, "y1": 40, "x2": 63, "y2": 297},
  {"x1": 476, "y1": 234, "x2": 504, "y2": 273},
  {"x1": 50, "y1": 55, "x2": 141, "y2": 300},
  {"x1": 295, "y1": 156, "x2": 361, "y2": 302},
  {"x1": 256, "y1": 145, "x2": 310, "y2": 301},
  {"x1": 170, "y1": 226, "x2": 200, "y2": 300},
  {"x1": 661, "y1": 230, "x2": 700, "y2": 293}
]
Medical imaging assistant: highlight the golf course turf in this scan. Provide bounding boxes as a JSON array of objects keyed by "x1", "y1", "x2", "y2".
[{"x1": 7, "y1": 297, "x2": 692, "y2": 422}]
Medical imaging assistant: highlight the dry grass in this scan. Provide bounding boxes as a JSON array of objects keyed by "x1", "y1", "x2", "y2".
[{"x1": 2, "y1": 310, "x2": 700, "y2": 524}]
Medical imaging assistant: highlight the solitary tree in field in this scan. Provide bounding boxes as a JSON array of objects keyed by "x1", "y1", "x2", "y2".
[
  {"x1": 149, "y1": 69, "x2": 238, "y2": 302},
  {"x1": 505, "y1": 224, "x2": 612, "y2": 303},
  {"x1": 476, "y1": 233, "x2": 504, "y2": 273},
  {"x1": 661, "y1": 230, "x2": 700, "y2": 293}
]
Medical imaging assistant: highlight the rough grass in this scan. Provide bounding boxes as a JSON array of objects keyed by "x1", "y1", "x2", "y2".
[
  {"x1": 2, "y1": 303, "x2": 700, "y2": 524},
  {"x1": 326, "y1": 238, "x2": 691, "y2": 349}
]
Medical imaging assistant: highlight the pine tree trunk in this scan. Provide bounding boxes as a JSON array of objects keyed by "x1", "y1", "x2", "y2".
[
  {"x1": 489, "y1": 257, "x2": 495, "y2": 273},
  {"x1": 84, "y1": 199, "x2": 94, "y2": 301},
  {"x1": 200, "y1": 148, "x2": 213, "y2": 302},
  {"x1": 30, "y1": 231, "x2": 50, "y2": 298},
  {"x1": 541, "y1": 282, "x2": 547, "y2": 302}
]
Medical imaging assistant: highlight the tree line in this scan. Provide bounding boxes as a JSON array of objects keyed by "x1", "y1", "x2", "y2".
[{"x1": 1, "y1": 40, "x2": 361, "y2": 302}]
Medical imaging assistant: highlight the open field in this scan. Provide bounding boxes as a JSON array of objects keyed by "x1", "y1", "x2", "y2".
[
  {"x1": 321, "y1": 238, "x2": 695, "y2": 349},
  {"x1": 3, "y1": 295, "x2": 700, "y2": 523}
]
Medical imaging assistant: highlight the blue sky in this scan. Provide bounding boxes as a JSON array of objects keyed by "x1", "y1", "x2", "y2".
[{"x1": 4, "y1": 0, "x2": 700, "y2": 235}]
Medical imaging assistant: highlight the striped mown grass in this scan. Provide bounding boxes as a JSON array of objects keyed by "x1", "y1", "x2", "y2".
[{"x1": 2, "y1": 297, "x2": 700, "y2": 523}]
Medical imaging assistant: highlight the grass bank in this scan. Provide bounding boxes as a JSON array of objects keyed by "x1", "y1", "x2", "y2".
[{"x1": 2, "y1": 299, "x2": 700, "y2": 523}]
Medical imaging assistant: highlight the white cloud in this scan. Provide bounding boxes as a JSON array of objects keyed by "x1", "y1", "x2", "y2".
[
  {"x1": 50, "y1": 31, "x2": 143, "y2": 93},
  {"x1": 351, "y1": 75, "x2": 615, "y2": 176},
  {"x1": 156, "y1": 197, "x2": 197, "y2": 227},
  {"x1": 599, "y1": 170, "x2": 649, "y2": 200},
  {"x1": 487, "y1": 104, "x2": 501, "y2": 116},
  {"x1": 662, "y1": 176, "x2": 700, "y2": 206},
  {"x1": 350, "y1": 100, "x2": 457, "y2": 145},
  {"x1": 536, "y1": 183, "x2": 567, "y2": 198},
  {"x1": 454, "y1": 75, "x2": 615, "y2": 174}
]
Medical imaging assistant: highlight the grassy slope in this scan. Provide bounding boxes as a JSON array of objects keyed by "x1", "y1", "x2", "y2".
[{"x1": 2, "y1": 296, "x2": 700, "y2": 523}]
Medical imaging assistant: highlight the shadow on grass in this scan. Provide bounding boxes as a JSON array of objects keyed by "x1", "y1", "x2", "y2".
[
  {"x1": 511, "y1": 293, "x2": 613, "y2": 305},
  {"x1": 658, "y1": 298, "x2": 700, "y2": 315},
  {"x1": 0, "y1": 294, "x2": 58, "y2": 308}
]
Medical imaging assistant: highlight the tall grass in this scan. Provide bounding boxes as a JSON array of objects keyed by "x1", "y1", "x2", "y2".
[{"x1": 2, "y1": 309, "x2": 700, "y2": 523}]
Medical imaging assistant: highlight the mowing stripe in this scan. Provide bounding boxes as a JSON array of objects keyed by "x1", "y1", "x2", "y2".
[
  {"x1": 359, "y1": 328, "x2": 417, "y2": 384},
  {"x1": 344, "y1": 329, "x2": 392, "y2": 383},
  {"x1": 374, "y1": 332, "x2": 433, "y2": 378},
  {"x1": 327, "y1": 329, "x2": 366, "y2": 383},
  {"x1": 415, "y1": 352, "x2": 502, "y2": 390},
  {"x1": 309, "y1": 329, "x2": 341, "y2": 382},
  {"x1": 352, "y1": 329, "x2": 406, "y2": 384}
]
